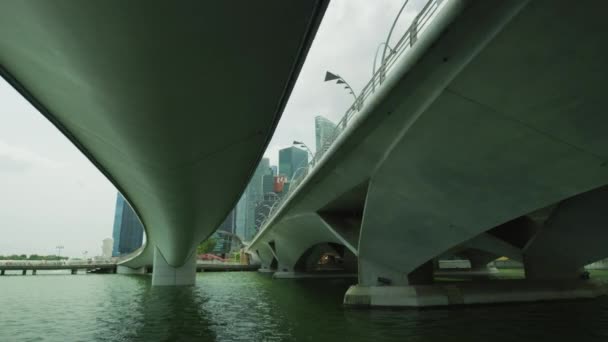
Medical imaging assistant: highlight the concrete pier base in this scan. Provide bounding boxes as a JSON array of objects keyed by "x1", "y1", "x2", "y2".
[
  {"x1": 344, "y1": 280, "x2": 608, "y2": 308},
  {"x1": 151, "y1": 246, "x2": 196, "y2": 286},
  {"x1": 257, "y1": 268, "x2": 276, "y2": 274},
  {"x1": 117, "y1": 265, "x2": 147, "y2": 275},
  {"x1": 273, "y1": 271, "x2": 357, "y2": 279}
]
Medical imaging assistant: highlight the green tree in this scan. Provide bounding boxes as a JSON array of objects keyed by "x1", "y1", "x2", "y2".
[{"x1": 197, "y1": 238, "x2": 217, "y2": 254}]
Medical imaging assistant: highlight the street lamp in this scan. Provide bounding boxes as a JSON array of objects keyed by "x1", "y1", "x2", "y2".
[
  {"x1": 324, "y1": 71, "x2": 358, "y2": 101},
  {"x1": 379, "y1": 0, "x2": 414, "y2": 83},
  {"x1": 293, "y1": 141, "x2": 313, "y2": 158},
  {"x1": 56, "y1": 245, "x2": 64, "y2": 258},
  {"x1": 293, "y1": 140, "x2": 316, "y2": 167}
]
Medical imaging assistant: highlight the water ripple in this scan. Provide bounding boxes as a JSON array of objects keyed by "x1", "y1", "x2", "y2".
[{"x1": 2, "y1": 272, "x2": 608, "y2": 341}]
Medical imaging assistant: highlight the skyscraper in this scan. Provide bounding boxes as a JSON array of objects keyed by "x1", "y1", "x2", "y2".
[
  {"x1": 234, "y1": 158, "x2": 273, "y2": 241},
  {"x1": 217, "y1": 208, "x2": 236, "y2": 234},
  {"x1": 315, "y1": 115, "x2": 337, "y2": 153},
  {"x1": 235, "y1": 192, "x2": 247, "y2": 239},
  {"x1": 262, "y1": 174, "x2": 274, "y2": 195},
  {"x1": 111, "y1": 193, "x2": 144, "y2": 257},
  {"x1": 279, "y1": 146, "x2": 308, "y2": 180},
  {"x1": 101, "y1": 238, "x2": 113, "y2": 259},
  {"x1": 270, "y1": 165, "x2": 278, "y2": 176}
]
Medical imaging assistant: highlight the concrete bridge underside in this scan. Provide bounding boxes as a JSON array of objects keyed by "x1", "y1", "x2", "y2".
[
  {"x1": 248, "y1": 0, "x2": 608, "y2": 307},
  {"x1": 0, "y1": 1, "x2": 328, "y2": 285}
]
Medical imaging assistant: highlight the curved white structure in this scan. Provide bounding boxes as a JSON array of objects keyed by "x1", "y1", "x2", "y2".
[{"x1": 0, "y1": 1, "x2": 328, "y2": 285}]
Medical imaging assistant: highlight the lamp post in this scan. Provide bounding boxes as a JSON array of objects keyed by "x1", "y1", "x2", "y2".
[
  {"x1": 324, "y1": 71, "x2": 358, "y2": 101},
  {"x1": 293, "y1": 141, "x2": 313, "y2": 160},
  {"x1": 56, "y1": 245, "x2": 64, "y2": 258}
]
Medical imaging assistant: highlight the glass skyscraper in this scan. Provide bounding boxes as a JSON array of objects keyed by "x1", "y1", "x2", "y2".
[
  {"x1": 279, "y1": 146, "x2": 308, "y2": 180},
  {"x1": 233, "y1": 158, "x2": 273, "y2": 241},
  {"x1": 218, "y1": 208, "x2": 236, "y2": 234},
  {"x1": 111, "y1": 193, "x2": 144, "y2": 257},
  {"x1": 315, "y1": 115, "x2": 337, "y2": 153}
]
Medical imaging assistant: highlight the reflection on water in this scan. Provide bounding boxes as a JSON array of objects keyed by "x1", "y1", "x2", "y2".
[{"x1": 2, "y1": 272, "x2": 608, "y2": 341}]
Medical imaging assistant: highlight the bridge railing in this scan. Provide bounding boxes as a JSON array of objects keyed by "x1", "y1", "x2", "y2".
[{"x1": 254, "y1": 0, "x2": 443, "y2": 239}]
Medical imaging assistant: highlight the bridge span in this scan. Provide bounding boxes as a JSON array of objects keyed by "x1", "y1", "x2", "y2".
[
  {"x1": 0, "y1": 262, "x2": 116, "y2": 275},
  {"x1": 248, "y1": 0, "x2": 608, "y2": 307},
  {"x1": 0, "y1": 1, "x2": 328, "y2": 285}
]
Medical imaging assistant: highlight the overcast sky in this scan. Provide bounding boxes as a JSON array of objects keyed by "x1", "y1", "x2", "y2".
[{"x1": 0, "y1": 1, "x2": 422, "y2": 258}]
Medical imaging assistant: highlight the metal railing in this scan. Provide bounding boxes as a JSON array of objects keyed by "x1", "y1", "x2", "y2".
[{"x1": 252, "y1": 0, "x2": 443, "y2": 240}]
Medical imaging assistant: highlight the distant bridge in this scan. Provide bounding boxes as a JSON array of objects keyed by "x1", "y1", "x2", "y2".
[
  {"x1": 0, "y1": 262, "x2": 116, "y2": 275},
  {"x1": 0, "y1": 261, "x2": 259, "y2": 275}
]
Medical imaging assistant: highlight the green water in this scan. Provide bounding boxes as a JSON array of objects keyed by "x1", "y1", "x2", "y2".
[{"x1": 2, "y1": 271, "x2": 608, "y2": 341}]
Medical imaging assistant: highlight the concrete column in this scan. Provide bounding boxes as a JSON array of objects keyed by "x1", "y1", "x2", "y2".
[
  {"x1": 71, "y1": 269, "x2": 77, "y2": 275},
  {"x1": 32, "y1": 269, "x2": 37, "y2": 275},
  {"x1": 1, "y1": 269, "x2": 5, "y2": 275},
  {"x1": 524, "y1": 186, "x2": 608, "y2": 280},
  {"x1": 151, "y1": 246, "x2": 196, "y2": 286},
  {"x1": 22, "y1": 270, "x2": 26, "y2": 275}
]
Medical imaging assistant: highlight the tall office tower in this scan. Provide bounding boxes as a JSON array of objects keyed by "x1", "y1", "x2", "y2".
[
  {"x1": 101, "y1": 238, "x2": 113, "y2": 258},
  {"x1": 235, "y1": 193, "x2": 247, "y2": 239},
  {"x1": 315, "y1": 115, "x2": 337, "y2": 153},
  {"x1": 262, "y1": 174, "x2": 275, "y2": 195},
  {"x1": 243, "y1": 158, "x2": 272, "y2": 241},
  {"x1": 217, "y1": 208, "x2": 236, "y2": 234},
  {"x1": 270, "y1": 165, "x2": 278, "y2": 176},
  {"x1": 233, "y1": 158, "x2": 273, "y2": 241},
  {"x1": 111, "y1": 193, "x2": 145, "y2": 257},
  {"x1": 278, "y1": 146, "x2": 308, "y2": 180}
]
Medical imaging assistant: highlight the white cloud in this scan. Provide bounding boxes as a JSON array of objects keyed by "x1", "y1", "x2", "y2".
[{"x1": 0, "y1": 140, "x2": 63, "y2": 172}]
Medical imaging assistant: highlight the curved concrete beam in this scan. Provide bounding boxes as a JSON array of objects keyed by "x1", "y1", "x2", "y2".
[{"x1": 0, "y1": 1, "x2": 328, "y2": 268}]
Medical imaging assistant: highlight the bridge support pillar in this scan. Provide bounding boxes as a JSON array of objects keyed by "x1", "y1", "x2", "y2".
[
  {"x1": 524, "y1": 186, "x2": 608, "y2": 281},
  {"x1": 32, "y1": 269, "x2": 37, "y2": 275},
  {"x1": 151, "y1": 246, "x2": 196, "y2": 286},
  {"x1": 71, "y1": 269, "x2": 77, "y2": 275},
  {"x1": 1, "y1": 269, "x2": 5, "y2": 275},
  {"x1": 22, "y1": 269, "x2": 26, "y2": 275}
]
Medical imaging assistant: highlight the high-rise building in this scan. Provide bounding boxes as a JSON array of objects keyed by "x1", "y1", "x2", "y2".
[
  {"x1": 262, "y1": 174, "x2": 274, "y2": 195},
  {"x1": 101, "y1": 238, "x2": 113, "y2": 258},
  {"x1": 233, "y1": 158, "x2": 273, "y2": 241},
  {"x1": 235, "y1": 192, "x2": 247, "y2": 239},
  {"x1": 315, "y1": 115, "x2": 337, "y2": 153},
  {"x1": 270, "y1": 165, "x2": 278, "y2": 176},
  {"x1": 111, "y1": 193, "x2": 144, "y2": 257},
  {"x1": 218, "y1": 208, "x2": 236, "y2": 234},
  {"x1": 278, "y1": 146, "x2": 308, "y2": 180}
]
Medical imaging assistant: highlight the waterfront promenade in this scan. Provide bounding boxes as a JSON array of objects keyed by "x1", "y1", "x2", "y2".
[{"x1": 0, "y1": 260, "x2": 259, "y2": 275}]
